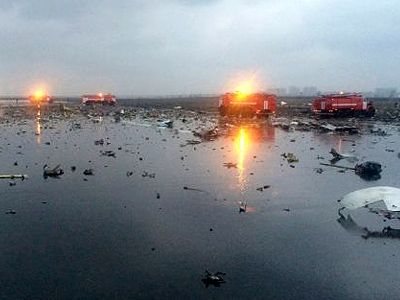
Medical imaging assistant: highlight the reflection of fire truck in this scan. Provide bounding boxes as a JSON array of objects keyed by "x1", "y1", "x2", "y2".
[
  {"x1": 312, "y1": 93, "x2": 375, "y2": 117},
  {"x1": 81, "y1": 93, "x2": 116, "y2": 105},
  {"x1": 29, "y1": 94, "x2": 53, "y2": 104},
  {"x1": 219, "y1": 92, "x2": 277, "y2": 118}
]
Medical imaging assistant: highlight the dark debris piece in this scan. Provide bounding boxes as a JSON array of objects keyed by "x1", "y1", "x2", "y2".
[
  {"x1": 83, "y1": 169, "x2": 94, "y2": 176},
  {"x1": 354, "y1": 161, "x2": 382, "y2": 181},
  {"x1": 202, "y1": 271, "x2": 226, "y2": 287},
  {"x1": 101, "y1": 150, "x2": 116, "y2": 157},
  {"x1": 43, "y1": 164, "x2": 64, "y2": 178}
]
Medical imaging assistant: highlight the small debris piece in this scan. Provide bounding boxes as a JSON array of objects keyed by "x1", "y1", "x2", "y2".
[
  {"x1": 239, "y1": 201, "x2": 247, "y2": 213},
  {"x1": 142, "y1": 171, "x2": 155, "y2": 178},
  {"x1": 256, "y1": 185, "x2": 271, "y2": 192},
  {"x1": 9, "y1": 181, "x2": 16, "y2": 186},
  {"x1": 158, "y1": 119, "x2": 173, "y2": 128},
  {"x1": 83, "y1": 169, "x2": 94, "y2": 176},
  {"x1": 330, "y1": 148, "x2": 344, "y2": 160},
  {"x1": 43, "y1": 164, "x2": 64, "y2": 178},
  {"x1": 281, "y1": 152, "x2": 299, "y2": 163},
  {"x1": 94, "y1": 139, "x2": 104, "y2": 146},
  {"x1": 202, "y1": 271, "x2": 226, "y2": 287},
  {"x1": 5, "y1": 210, "x2": 16, "y2": 215},
  {"x1": 71, "y1": 166, "x2": 76, "y2": 172},
  {"x1": 101, "y1": 150, "x2": 116, "y2": 157},
  {"x1": 314, "y1": 168, "x2": 324, "y2": 174},
  {"x1": 183, "y1": 139, "x2": 202, "y2": 146},
  {"x1": 0, "y1": 174, "x2": 28, "y2": 180},
  {"x1": 183, "y1": 186, "x2": 203, "y2": 192},
  {"x1": 223, "y1": 162, "x2": 237, "y2": 169}
]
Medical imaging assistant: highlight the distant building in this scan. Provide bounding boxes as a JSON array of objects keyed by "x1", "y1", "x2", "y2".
[
  {"x1": 276, "y1": 88, "x2": 287, "y2": 96},
  {"x1": 374, "y1": 88, "x2": 397, "y2": 98},
  {"x1": 302, "y1": 86, "x2": 318, "y2": 96},
  {"x1": 288, "y1": 86, "x2": 300, "y2": 96}
]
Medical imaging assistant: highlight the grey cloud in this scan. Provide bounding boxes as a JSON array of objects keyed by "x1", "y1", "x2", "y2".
[{"x1": 0, "y1": 0, "x2": 399, "y2": 95}]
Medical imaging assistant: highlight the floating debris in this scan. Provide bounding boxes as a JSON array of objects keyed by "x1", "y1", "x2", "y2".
[
  {"x1": 0, "y1": 174, "x2": 28, "y2": 180},
  {"x1": 354, "y1": 161, "x2": 382, "y2": 180},
  {"x1": 101, "y1": 150, "x2": 116, "y2": 157},
  {"x1": 43, "y1": 164, "x2": 64, "y2": 178},
  {"x1": 223, "y1": 162, "x2": 237, "y2": 169},
  {"x1": 202, "y1": 271, "x2": 226, "y2": 287},
  {"x1": 83, "y1": 169, "x2": 94, "y2": 176},
  {"x1": 281, "y1": 152, "x2": 299, "y2": 163}
]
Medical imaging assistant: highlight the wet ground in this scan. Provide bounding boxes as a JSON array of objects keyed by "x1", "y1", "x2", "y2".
[{"x1": 1, "y1": 105, "x2": 400, "y2": 299}]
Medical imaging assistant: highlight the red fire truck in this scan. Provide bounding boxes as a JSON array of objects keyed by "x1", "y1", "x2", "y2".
[
  {"x1": 312, "y1": 93, "x2": 375, "y2": 117},
  {"x1": 219, "y1": 92, "x2": 277, "y2": 118},
  {"x1": 82, "y1": 93, "x2": 116, "y2": 105}
]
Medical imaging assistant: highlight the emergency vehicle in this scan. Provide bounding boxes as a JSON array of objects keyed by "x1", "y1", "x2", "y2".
[
  {"x1": 312, "y1": 93, "x2": 375, "y2": 117},
  {"x1": 82, "y1": 93, "x2": 116, "y2": 105},
  {"x1": 219, "y1": 92, "x2": 277, "y2": 118}
]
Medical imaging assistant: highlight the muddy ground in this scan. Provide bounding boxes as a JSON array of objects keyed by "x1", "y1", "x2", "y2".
[{"x1": 1, "y1": 99, "x2": 400, "y2": 299}]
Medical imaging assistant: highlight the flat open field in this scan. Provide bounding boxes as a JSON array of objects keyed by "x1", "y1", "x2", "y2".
[{"x1": 1, "y1": 100, "x2": 400, "y2": 299}]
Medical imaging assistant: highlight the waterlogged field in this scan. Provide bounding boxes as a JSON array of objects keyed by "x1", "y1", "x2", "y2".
[{"x1": 1, "y1": 111, "x2": 400, "y2": 299}]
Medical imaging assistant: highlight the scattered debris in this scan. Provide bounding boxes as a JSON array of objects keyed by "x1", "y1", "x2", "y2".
[
  {"x1": 320, "y1": 123, "x2": 358, "y2": 134},
  {"x1": 5, "y1": 209, "x2": 16, "y2": 215},
  {"x1": 370, "y1": 128, "x2": 388, "y2": 136},
  {"x1": 193, "y1": 127, "x2": 219, "y2": 141}
]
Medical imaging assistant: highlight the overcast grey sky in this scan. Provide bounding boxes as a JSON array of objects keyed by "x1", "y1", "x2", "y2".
[{"x1": 0, "y1": 0, "x2": 398, "y2": 96}]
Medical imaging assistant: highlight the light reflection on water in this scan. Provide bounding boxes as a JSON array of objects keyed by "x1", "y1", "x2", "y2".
[
  {"x1": 35, "y1": 105, "x2": 41, "y2": 144},
  {"x1": 233, "y1": 124, "x2": 275, "y2": 194},
  {"x1": 235, "y1": 127, "x2": 248, "y2": 193}
]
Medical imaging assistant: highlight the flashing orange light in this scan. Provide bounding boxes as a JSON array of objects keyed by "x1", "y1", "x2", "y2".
[
  {"x1": 235, "y1": 81, "x2": 254, "y2": 100},
  {"x1": 33, "y1": 89, "x2": 45, "y2": 100},
  {"x1": 98, "y1": 92, "x2": 103, "y2": 97}
]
